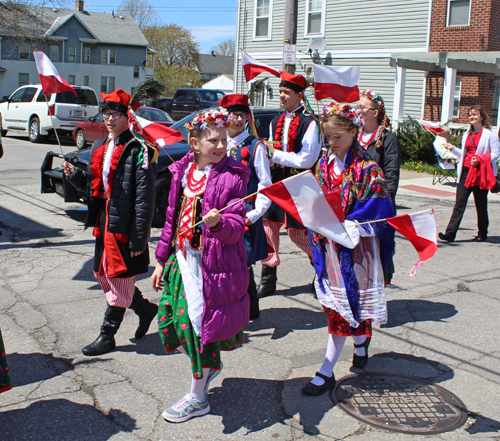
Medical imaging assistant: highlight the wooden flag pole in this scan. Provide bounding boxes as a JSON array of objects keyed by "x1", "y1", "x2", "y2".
[
  {"x1": 43, "y1": 94, "x2": 64, "y2": 155},
  {"x1": 355, "y1": 208, "x2": 434, "y2": 226}
]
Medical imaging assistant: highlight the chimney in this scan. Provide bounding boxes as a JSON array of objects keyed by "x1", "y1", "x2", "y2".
[
  {"x1": 75, "y1": 1, "x2": 84, "y2": 12},
  {"x1": 211, "y1": 51, "x2": 215, "y2": 57}
]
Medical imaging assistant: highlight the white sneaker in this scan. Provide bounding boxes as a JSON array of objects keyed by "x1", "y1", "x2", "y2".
[
  {"x1": 204, "y1": 361, "x2": 223, "y2": 396},
  {"x1": 162, "y1": 394, "x2": 210, "y2": 423}
]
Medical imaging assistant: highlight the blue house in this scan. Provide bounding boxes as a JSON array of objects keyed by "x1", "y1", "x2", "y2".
[{"x1": 0, "y1": 1, "x2": 155, "y2": 99}]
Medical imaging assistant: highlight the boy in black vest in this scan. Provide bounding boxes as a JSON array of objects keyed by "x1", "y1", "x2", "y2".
[{"x1": 258, "y1": 72, "x2": 321, "y2": 297}]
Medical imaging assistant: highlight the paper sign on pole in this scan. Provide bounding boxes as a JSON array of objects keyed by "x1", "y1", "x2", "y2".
[{"x1": 283, "y1": 44, "x2": 297, "y2": 65}]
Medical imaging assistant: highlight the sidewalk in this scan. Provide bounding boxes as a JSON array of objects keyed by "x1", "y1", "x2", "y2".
[{"x1": 398, "y1": 169, "x2": 500, "y2": 203}]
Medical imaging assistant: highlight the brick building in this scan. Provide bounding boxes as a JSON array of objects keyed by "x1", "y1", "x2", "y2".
[{"x1": 390, "y1": 0, "x2": 500, "y2": 127}]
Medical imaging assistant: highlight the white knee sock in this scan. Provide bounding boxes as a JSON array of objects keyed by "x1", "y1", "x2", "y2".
[
  {"x1": 352, "y1": 335, "x2": 367, "y2": 357},
  {"x1": 189, "y1": 367, "x2": 210, "y2": 401},
  {"x1": 311, "y1": 334, "x2": 346, "y2": 386}
]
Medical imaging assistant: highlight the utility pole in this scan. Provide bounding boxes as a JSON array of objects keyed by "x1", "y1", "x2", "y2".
[{"x1": 282, "y1": 0, "x2": 298, "y2": 74}]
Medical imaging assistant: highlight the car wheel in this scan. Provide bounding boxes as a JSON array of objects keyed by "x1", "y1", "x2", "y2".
[
  {"x1": 0, "y1": 114, "x2": 6, "y2": 137},
  {"x1": 75, "y1": 129, "x2": 87, "y2": 150},
  {"x1": 153, "y1": 175, "x2": 171, "y2": 227},
  {"x1": 29, "y1": 117, "x2": 46, "y2": 143}
]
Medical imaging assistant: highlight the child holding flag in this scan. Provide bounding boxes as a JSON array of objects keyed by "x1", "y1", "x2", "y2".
[
  {"x1": 302, "y1": 103, "x2": 395, "y2": 396},
  {"x1": 151, "y1": 109, "x2": 250, "y2": 423}
]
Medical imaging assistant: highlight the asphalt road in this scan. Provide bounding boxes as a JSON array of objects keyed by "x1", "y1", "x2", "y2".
[{"x1": 1, "y1": 134, "x2": 499, "y2": 440}]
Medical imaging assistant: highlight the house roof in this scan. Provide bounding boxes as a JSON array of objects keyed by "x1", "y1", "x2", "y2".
[
  {"x1": 199, "y1": 54, "x2": 234, "y2": 75},
  {"x1": 390, "y1": 51, "x2": 500, "y2": 75},
  {"x1": 0, "y1": 5, "x2": 148, "y2": 46}
]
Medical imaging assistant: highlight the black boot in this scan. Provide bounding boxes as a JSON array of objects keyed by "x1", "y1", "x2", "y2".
[
  {"x1": 257, "y1": 265, "x2": 277, "y2": 298},
  {"x1": 129, "y1": 287, "x2": 159, "y2": 339},
  {"x1": 82, "y1": 305, "x2": 126, "y2": 356},
  {"x1": 248, "y1": 267, "x2": 260, "y2": 320}
]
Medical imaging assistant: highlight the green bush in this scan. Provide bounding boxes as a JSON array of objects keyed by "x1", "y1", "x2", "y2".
[{"x1": 392, "y1": 116, "x2": 462, "y2": 165}]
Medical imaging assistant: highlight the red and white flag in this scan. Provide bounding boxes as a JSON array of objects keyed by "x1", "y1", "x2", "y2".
[
  {"x1": 386, "y1": 209, "x2": 438, "y2": 277},
  {"x1": 416, "y1": 119, "x2": 444, "y2": 134},
  {"x1": 259, "y1": 171, "x2": 355, "y2": 248},
  {"x1": 241, "y1": 49, "x2": 280, "y2": 82},
  {"x1": 313, "y1": 64, "x2": 360, "y2": 103},
  {"x1": 33, "y1": 50, "x2": 76, "y2": 95}
]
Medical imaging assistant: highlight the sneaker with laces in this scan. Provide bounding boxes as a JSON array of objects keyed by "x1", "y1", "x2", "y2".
[
  {"x1": 204, "y1": 361, "x2": 223, "y2": 396},
  {"x1": 162, "y1": 394, "x2": 210, "y2": 423}
]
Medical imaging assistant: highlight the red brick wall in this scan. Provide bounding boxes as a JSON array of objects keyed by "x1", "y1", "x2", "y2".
[
  {"x1": 429, "y1": 0, "x2": 500, "y2": 51},
  {"x1": 424, "y1": 72, "x2": 495, "y2": 124}
]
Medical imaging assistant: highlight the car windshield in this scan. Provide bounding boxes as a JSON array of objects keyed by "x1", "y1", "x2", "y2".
[
  {"x1": 135, "y1": 107, "x2": 174, "y2": 122},
  {"x1": 198, "y1": 91, "x2": 225, "y2": 102},
  {"x1": 54, "y1": 89, "x2": 98, "y2": 105}
]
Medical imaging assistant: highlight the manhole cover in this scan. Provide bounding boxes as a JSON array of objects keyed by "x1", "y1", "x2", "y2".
[{"x1": 332, "y1": 373, "x2": 468, "y2": 435}]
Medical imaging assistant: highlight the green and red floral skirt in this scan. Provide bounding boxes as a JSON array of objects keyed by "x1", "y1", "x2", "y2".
[
  {"x1": 158, "y1": 255, "x2": 244, "y2": 379},
  {"x1": 0, "y1": 328, "x2": 12, "y2": 393}
]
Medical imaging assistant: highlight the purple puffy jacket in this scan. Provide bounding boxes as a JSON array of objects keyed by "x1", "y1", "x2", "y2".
[{"x1": 155, "y1": 151, "x2": 250, "y2": 345}]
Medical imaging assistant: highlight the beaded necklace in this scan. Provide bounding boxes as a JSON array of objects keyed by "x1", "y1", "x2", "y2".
[
  {"x1": 187, "y1": 163, "x2": 207, "y2": 193},
  {"x1": 358, "y1": 128, "x2": 378, "y2": 148}
]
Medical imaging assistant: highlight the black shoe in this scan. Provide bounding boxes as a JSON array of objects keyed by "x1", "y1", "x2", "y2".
[
  {"x1": 82, "y1": 305, "x2": 126, "y2": 356},
  {"x1": 302, "y1": 372, "x2": 336, "y2": 396},
  {"x1": 248, "y1": 267, "x2": 260, "y2": 320},
  {"x1": 129, "y1": 287, "x2": 158, "y2": 339},
  {"x1": 257, "y1": 265, "x2": 277, "y2": 298},
  {"x1": 438, "y1": 232, "x2": 455, "y2": 243},
  {"x1": 352, "y1": 337, "x2": 371, "y2": 369},
  {"x1": 472, "y1": 235, "x2": 487, "y2": 242}
]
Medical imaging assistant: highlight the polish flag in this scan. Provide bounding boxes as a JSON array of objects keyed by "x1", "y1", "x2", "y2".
[
  {"x1": 33, "y1": 51, "x2": 76, "y2": 95},
  {"x1": 313, "y1": 64, "x2": 360, "y2": 103},
  {"x1": 259, "y1": 171, "x2": 355, "y2": 249},
  {"x1": 241, "y1": 50, "x2": 280, "y2": 82},
  {"x1": 386, "y1": 209, "x2": 438, "y2": 277},
  {"x1": 416, "y1": 120, "x2": 445, "y2": 134}
]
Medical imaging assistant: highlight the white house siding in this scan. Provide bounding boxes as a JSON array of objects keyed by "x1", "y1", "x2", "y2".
[{"x1": 234, "y1": 0, "x2": 430, "y2": 119}]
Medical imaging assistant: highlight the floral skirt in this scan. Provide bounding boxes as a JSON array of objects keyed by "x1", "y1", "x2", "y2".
[
  {"x1": 323, "y1": 306, "x2": 372, "y2": 337},
  {"x1": 158, "y1": 255, "x2": 244, "y2": 379},
  {"x1": 0, "y1": 328, "x2": 12, "y2": 393}
]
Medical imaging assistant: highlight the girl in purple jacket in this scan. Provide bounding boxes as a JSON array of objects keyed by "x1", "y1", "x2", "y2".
[{"x1": 151, "y1": 109, "x2": 250, "y2": 423}]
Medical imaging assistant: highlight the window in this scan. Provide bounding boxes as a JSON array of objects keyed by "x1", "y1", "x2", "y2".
[
  {"x1": 84, "y1": 75, "x2": 90, "y2": 87},
  {"x1": 50, "y1": 45, "x2": 59, "y2": 62},
  {"x1": 101, "y1": 76, "x2": 115, "y2": 93},
  {"x1": 37, "y1": 91, "x2": 50, "y2": 102},
  {"x1": 9, "y1": 88, "x2": 26, "y2": 102},
  {"x1": 306, "y1": 0, "x2": 324, "y2": 35},
  {"x1": 133, "y1": 64, "x2": 140, "y2": 78},
  {"x1": 84, "y1": 47, "x2": 91, "y2": 63},
  {"x1": 254, "y1": 0, "x2": 272, "y2": 39},
  {"x1": 249, "y1": 79, "x2": 268, "y2": 107},
  {"x1": 19, "y1": 43, "x2": 30, "y2": 60},
  {"x1": 68, "y1": 75, "x2": 76, "y2": 85},
  {"x1": 101, "y1": 49, "x2": 116, "y2": 64},
  {"x1": 18, "y1": 73, "x2": 29, "y2": 86},
  {"x1": 69, "y1": 46, "x2": 76, "y2": 63},
  {"x1": 453, "y1": 76, "x2": 462, "y2": 118},
  {"x1": 447, "y1": 0, "x2": 470, "y2": 27},
  {"x1": 21, "y1": 87, "x2": 37, "y2": 102}
]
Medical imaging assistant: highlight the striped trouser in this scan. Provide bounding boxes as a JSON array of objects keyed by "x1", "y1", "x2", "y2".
[
  {"x1": 261, "y1": 219, "x2": 313, "y2": 267},
  {"x1": 93, "y1": 252, "x2": 136, "y2": 308}
]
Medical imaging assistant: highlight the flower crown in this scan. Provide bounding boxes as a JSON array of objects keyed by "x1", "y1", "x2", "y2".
[
  {"x1": 320, "y1": 103, "x2": 364, "y2": 127},
  {"x1": 184, "y1": 108, "x2": 233, "y2": 131},
  {"x1": 361, "y1": 89, "x2": 384, "y2": 109}
]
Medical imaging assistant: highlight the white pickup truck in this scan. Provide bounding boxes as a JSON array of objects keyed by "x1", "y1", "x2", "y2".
[{"x1": 0, "y1": 84, "x2": 99, "y2": 142}]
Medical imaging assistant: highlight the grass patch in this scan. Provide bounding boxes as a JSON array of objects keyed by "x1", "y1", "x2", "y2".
[{"x1": 401, "y1": 160, "x2": 457, "y2": 177}]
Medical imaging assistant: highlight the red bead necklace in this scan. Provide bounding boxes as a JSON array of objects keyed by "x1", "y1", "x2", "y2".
[
  {"x1": 358, "y1": 128, "x2": 378, "y2": 148},
  {"x1": 187, "y1": 163, "x2": 207, "y2": 193}
]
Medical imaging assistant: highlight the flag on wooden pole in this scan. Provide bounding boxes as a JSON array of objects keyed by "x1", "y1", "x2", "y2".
[
  {"x1": 33, "y1": 51, "x2": 76, "y2": 95},
  {"x1": 313, "y1": 64, "x2": 360, "y2": 103},
  {"x1": 416, "y1": 120, "x2": 445, "y2": 134},
  {"x1": 241, "y1": 49, "x2": 280, "y2": 82}
]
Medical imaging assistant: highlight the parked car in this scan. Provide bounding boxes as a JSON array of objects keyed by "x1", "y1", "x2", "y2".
[
  {"x1": 72, "y1": 106, "x2": 174, "y2": 149},
  {"x1": 0, "y1": 85, "x2": 99, "y2": 143},
  {"x1": 151, "y1": 89, "x2": 225, "y2": 121},
  {"x1": 42, "y1": 108, "x2": 282, "y2": 227}
]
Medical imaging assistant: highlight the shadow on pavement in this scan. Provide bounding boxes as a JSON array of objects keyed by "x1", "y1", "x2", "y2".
[
  {"x1": 382, "y1": 299, "x2": 457, "y2": 328},
  {"x1": 115, "y1": 332, "x2": 166, "y2": 356},
  {"x1": 466, "y1": 413, "x2": 500, "y2": 435},
  {"x1": 0, "y1": 398, "x2": 135, "y2": 440},
  {"x1": 245, "y1": 307, "x2": 327, "y2": 340}
]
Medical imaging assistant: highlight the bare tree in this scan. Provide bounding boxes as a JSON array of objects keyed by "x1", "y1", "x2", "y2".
[
  {"x1": 210, "y1": 39, "x2": 235, "y2": 57},
  {"x1": 117, "y1": 0, "x2": 158, "y2": 30}
]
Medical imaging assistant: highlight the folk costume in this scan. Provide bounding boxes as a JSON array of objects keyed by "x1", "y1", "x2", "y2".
[
  {"x1": 220, "y1": 94, "x2": 272, "y2": 319},
  {"x1": 302, "y1": 103, "x2": 395, "y2": 396},
  {"x1": 357, "y1": 90, "x2": 401, "y2": 214},
  {"x1": 441, "y1": 127, "x2": 500, "y2": 242},
  {"x1": 155, "y1": 109, "x2": 249, "y2": 422},
  {"x1": 0, "y1": 328, "x2": 12, "y2": 393},
  {"x1": 259, "y1": 72, "x2": 321, "y2": 297},
  {"x1": 67, "y1": 88, "x2": 158, "y2": 356}
]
